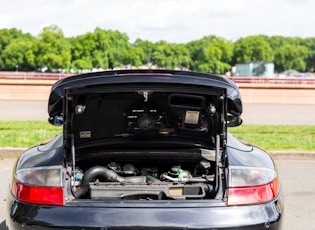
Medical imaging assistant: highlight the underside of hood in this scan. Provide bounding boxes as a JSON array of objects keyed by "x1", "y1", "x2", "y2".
[
  {"x1": 46, "y1": 70, "x2": 243, "y2": 152},
  {"x1": 63, "y1": 82, "x2": 227, "y2": 151}
]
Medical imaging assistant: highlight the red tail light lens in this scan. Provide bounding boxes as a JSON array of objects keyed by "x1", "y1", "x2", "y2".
[
  {"x1": 13, "y1": 181, "x2": 64, "y2": 205},
  {"x1": 12, "y1": 166, "x2": 65, "y2": 206},
  {"x1": 227, "y1": 178, "x2": 279, "y2": 206},
  {"x1": 227, "y1": 166, "x2": 279, "y2": 206}
]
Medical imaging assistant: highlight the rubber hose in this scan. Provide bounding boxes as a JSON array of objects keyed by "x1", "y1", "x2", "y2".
[{"x1": 74, "y1": 166, "x2": 149, "y2": 198}]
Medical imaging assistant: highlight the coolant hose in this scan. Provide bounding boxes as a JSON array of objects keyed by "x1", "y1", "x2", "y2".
[
  {"x1": 73, "y1": 166, "x2": 150, "y2": 198},
  {"x1": 161, "y1": 174, "x2": 207, "y2": 183}
]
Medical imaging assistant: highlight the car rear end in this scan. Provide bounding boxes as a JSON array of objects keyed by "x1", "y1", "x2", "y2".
[
  {"x1": 7, "y1": 70, "x2": 282, "y2": 229},
  {"x1": 7, "y1": 160, "x2": 282, "y2": 230}
]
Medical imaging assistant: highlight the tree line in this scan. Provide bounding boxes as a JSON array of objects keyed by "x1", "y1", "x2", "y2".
[{"x1": 0, "y1": 25, "x2": 314, "y2": 74}]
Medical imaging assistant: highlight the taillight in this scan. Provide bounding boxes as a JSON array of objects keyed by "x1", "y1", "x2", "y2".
[
  {"x1": 12, "y1": 166, "x2": 65, "y2": 206},
  {"x1": 227, "y1": 166, "x2": 279, "y2": 206}
]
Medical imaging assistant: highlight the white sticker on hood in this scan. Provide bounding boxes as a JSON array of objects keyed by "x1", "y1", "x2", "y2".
[
  {"x1": 185, "y1": 111, "x2": 200, "y2": 125},
  {"x1": 80, "y1": 131, "x2": 91, "y2": 138}
]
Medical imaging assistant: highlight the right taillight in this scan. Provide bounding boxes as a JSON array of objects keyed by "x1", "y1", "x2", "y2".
[
  {"x1": 227, "y1": 166, "x2": 279, "y2": 206},
  {"x1": 12, "y1": 166, "x2": 65, "y2": 206}
]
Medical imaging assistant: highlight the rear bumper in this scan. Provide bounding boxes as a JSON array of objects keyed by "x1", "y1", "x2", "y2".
[{"x1": 7, "y1": 192, "x2": 283, "y2": 230}]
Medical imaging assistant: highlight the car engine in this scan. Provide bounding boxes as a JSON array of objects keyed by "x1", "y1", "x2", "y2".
[{"x1": 72, "y1": 159, "x2": 215, "y2": 200}]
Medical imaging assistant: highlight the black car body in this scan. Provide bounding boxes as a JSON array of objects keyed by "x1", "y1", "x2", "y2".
[{"x1": 6, "y1": 70, "x2": 283, "y2": 229}]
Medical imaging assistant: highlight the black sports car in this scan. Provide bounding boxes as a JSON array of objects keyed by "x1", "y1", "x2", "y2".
[{"x1": 6, "y1": 70, "x2": 283, "y2": 229}]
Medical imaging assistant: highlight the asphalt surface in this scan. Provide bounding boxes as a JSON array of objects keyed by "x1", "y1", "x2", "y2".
[
  {"x1": 242, "y1": 104, "x2": 315, "y2": 125},
  {"x1": 1, "y1": 100, "x2": 315, "y2": 125},
  {"x1": 0, "y1": 100, "x2": 48, "y2": 121},
  {"x1": 1, "y1": 158, "x2": 315, "y2": 230}
]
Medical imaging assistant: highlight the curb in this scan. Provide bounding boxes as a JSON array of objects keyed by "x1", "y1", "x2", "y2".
[
  {"x1": 0, "y1": 148, "x2": 27, "y2": 158},
  {"x1": 1, "y1": 148, "x2": 315, "y2": 160},
  {"x1": 268, "y1": 150, "x2": 315, "y2": 160}
]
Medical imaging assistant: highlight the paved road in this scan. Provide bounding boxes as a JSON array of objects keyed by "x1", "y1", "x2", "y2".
[
  {"x1": 0, "y1": 159, "x2": 13, "y2": 230},
  {"x1": 1, "y1": 158, "x2": 315, "y2": 229},
  {"x1": 242, "y1": 104, "x2": 315, "y2": 125},
  {"x1": 0, "y1": 100, "x2": 48, "y2": 121},
  {"x1": 1, "y1": 100, "x2": 315, "y2": 125}
]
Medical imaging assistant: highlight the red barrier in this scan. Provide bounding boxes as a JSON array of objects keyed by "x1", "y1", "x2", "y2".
[
  {"x1": 0, "y1": 71, "x2": 315, "y2": 84},
  {"x1": 1, "y1": 77, "x2": 315, "y2": 104},
  {"x1": 227, "y1": 76, "x2": 315, "y2": 84},
  {"x1": 0, "y1": 72, "x2": 72, "y2": 80}
]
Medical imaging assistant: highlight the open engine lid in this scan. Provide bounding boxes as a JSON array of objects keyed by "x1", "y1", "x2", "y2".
[
  {"x1": 48, "y1": 70, "x2": 242, "y2": 150},
  {"x1": 49, "y1": 70, "x2": 242, "y2": 117}
]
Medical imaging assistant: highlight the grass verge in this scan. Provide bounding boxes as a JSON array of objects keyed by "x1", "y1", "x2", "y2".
[
  {"x1": 0, "y1": 121, "x2": 314, "y2": 151},
  {"x1": 229, "y1": 124, "x2": 315, "y2": 151},
  {"x1": 0, "y1": 121, "x2": 61, "y2": 148}
]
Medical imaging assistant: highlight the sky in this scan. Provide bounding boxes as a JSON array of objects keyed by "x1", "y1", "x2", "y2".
[{"x1": 1, "y1": 0, "x2": 315, "y2": 43}]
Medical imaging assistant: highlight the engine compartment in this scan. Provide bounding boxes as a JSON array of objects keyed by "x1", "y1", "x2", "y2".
[
  {"x1": 65, "y1": 89, "x2": 225, "y2": 151},
  {"x1": 71, "y1": 154, "x2": 217, "y2": 200},
  {"x1": 64, "y1": 85, "x2": 227, "y2": 201}
]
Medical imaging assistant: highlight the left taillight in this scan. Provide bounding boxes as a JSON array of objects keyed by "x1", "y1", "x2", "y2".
[
  {"x1": 12, "y1": 166, "x2": 65, "y2": 206},
  {"x1": 227, "y1": 166, "x2": 279, "y2": 206}
]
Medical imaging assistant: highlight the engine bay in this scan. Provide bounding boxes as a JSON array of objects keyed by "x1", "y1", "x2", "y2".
[
  {"x1": 71, "y1": 155, "x2": 217, "y2": 200},
  {"x1": 64, "y1": 85, "x2": 227, "y2": 201},
  {"x1": 66, "y1": 89, "x2": 226, "y2": 150}
]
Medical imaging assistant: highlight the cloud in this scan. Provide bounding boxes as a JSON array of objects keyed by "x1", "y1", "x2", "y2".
[{"x1": 0, "y1": 0, "x2": 315, "y2": 43}]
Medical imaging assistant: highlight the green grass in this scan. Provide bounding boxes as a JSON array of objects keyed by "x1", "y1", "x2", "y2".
[
  {"x1": 229, "y1": 124, "x2": 315, "y2": 151},
  {"x1": 0, "y1": 121, "x2": 314, "y2": 151},
  {"x1": 0, "y1": 121, "x2": 61, "y2": 147}
]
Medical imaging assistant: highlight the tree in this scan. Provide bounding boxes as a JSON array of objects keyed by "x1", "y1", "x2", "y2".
[
  {"x1": 69, "y1": 33, "x2": 95, "y2": 70},
  {"x1": 300, "y1": 37, "x2": 315, "y2": 72},
  {"x1": 187, "y1": 36, "x2": 233, "y2": 74},
  {"x1": 172, "y1": 44, "x2": 191, "y2": 69},
  {"x1": 2, "y1": 35, "x2": 37, "y2": 70},
  {"x1": 267, "y1": 36, "x2": 289, "y2": 50},
  {"x1": 1, "y1": 25, "x2": 315, "y2": 74},
  {"x1": 233, "y1": 36, "x2": 273, "y2": 63},
  {"x1": 274, "y1": 44, "x2": 309, "y2": 72},
  {"x1": 152, "y1": 41, "x2": 174, "y2": 68},
  {"x1": 133, "y1": 39, "x2": 156, "y2": 64},
  {"x1": 0, "y1": 28, "x2": 26, "y2": 69},
  {"x1": 123, "y1": 47, "x2": 145, "y2": 67},
  {"x1": 36, "y1": 25, "x2": 71, "y2": 71},
  {"x1": 104, "y1": 29, "x2": 130, "y2": 68},
  {"x1": 204, "y1": 37, "x2": 233, "y2": 74},
  {"x1": 0, "y1": 28, "x2": 24, "y2": 50},
  {"x1": 70, "y1": 28, "x2": 130, "y2": 70},
  {"x1": 152, "y1": 41, "x2": 191, "y2": 69}
]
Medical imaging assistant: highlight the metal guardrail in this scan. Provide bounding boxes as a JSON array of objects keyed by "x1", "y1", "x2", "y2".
[
  {"x1": 0, "y1": 71, "x2": 73, "y2": 80},
  {"x1": 1, "y1": 71, "x2": 315, "y2": 84},
  {"x1": 227, "y1": 76, "x2": 315, "y2": 84}
]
